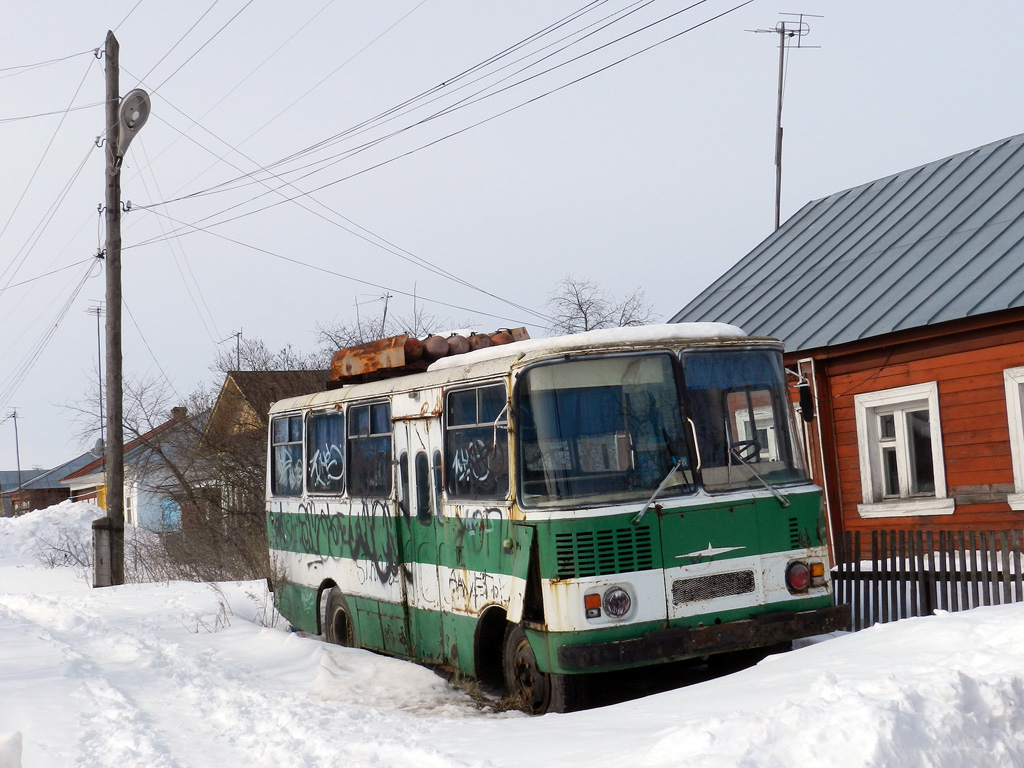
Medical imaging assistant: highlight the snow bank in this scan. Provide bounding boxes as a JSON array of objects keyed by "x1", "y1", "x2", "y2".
[
  {"x1": 3, "y1": 502, "x2": 1024, "y2": 767},
  {"x1": 0, "y1": 733, "x2": 21, "y2": 768},
  {"x1": 0, "y1": 500, "x2": 101, "y2": 563}
]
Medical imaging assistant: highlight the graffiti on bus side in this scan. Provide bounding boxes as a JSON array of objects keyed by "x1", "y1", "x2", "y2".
[
  {"x1": 452, "y1": 507, "x2": 503, "y2": 554},
  {"x1": 269, "y1": 499, "x2": 409, "y2": 586},
  {"x1": 446, "y1": 569, "x2": 506, "y2": 613}
]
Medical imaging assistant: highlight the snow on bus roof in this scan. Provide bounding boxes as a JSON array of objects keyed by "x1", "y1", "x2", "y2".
[{"x1": 427, "y1": 322, "x2": 747, "y2": 372}]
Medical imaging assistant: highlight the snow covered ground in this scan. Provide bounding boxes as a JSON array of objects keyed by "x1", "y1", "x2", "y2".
[{"x1": 2, "y1": 502, "x2": 1023, "y2": 767}]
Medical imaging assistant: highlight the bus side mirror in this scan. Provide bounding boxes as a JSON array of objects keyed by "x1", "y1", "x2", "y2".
[{"x1": 799, "y1": 384, "x2": 815, "y2": 423}]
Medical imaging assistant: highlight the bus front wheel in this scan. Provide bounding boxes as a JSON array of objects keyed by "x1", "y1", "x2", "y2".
[
  {"x1": 502, "y1": 623, "x2": 584, "y2": 714},
  {"x1": 324, "y1": 587, "x2": 355, "y2": 647}
]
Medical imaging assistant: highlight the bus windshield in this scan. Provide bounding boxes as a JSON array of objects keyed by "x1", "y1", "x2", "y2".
[
  {"x1": 517, "y1": 353, "x2": 694, "y2": 507},
  {"x1": 681, "y1": 348, "x2": 807, "y2": 492}
]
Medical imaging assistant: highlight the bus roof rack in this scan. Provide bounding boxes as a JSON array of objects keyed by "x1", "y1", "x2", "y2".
[{"x1": 329, "y1": 328, "x2": 529, "y2": 384}]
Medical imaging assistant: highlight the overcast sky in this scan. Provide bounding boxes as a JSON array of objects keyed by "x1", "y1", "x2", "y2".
[{"x1": 2, "y1": 0, "x2": 1023, "y2": 471}]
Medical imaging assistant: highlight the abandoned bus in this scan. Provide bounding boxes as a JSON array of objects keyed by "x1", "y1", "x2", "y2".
[{"x1": 265, "y1": 323, "x2": 847, "y2": 713}]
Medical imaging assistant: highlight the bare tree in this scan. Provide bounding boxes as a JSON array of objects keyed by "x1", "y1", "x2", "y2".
[
  {"x1": 546, "y1": 275, "x2": 656, "y2": 335},
  {"x1": 316, "y1": 303, "x2": 456, "y2": 357},
  {"x1": 211, "y1": 336, "x2": 327, "y2": 375}
]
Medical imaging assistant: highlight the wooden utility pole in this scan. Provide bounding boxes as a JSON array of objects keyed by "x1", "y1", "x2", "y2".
[
  {"x1": 94, "y1": 31, "x2": 149, "y2": 587},
  {"x1": 95, "y1": 30, "x2": 125, "y2": 587}
]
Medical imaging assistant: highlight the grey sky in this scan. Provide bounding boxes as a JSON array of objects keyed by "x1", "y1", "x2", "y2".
[{"x1": 2, "y1": 0, "x2": 1023, "y2": 470}]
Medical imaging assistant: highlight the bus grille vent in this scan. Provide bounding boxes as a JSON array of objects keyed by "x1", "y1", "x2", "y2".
[
  {"x1": 555, "y1": 527, "x2": 654, "y2": 579},
  {"x1": 672, "y1": 570, "x2": 756, "y2": 605},
  {"x1": 788, "y1": 517, "x2": 801, "y2": 549}
]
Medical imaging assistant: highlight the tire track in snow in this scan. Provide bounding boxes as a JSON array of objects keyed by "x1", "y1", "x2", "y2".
[
  {"x1": 0, "y1": 596, "x2": 186, "y2": 768},
  {"x1": 1, "y1": 586, "x2": 486, "y2": 767}
]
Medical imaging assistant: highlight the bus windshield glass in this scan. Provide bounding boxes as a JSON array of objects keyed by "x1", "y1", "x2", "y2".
[
  {"x1": 681, "y1": 348, "x2": 807, "y2": 492},
  {"x1": 517, "y1": 353, "x2": 694, "y2": 507}
]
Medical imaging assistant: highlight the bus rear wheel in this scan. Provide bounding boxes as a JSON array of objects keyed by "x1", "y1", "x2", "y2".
[
  {"x1": 502, "y1": 623, "x2": 584, "y2": 714},
  {"x1": 324, "y1": 587, "x2": 355, "y2": 647}
]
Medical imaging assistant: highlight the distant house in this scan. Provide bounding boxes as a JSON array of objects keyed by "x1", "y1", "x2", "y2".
[
  {"x1": 60, "y1": 409, "x2": 195, "y2": 532},
  {"x1": 1, "y1": 453, "x2": 97, "y2": 517},
  {"x1": 202, "y1": 370, "x2": 327, "y2": 519},
  {"x1": 673, "y1": 134, "x2": 1024, "y2": 550}
]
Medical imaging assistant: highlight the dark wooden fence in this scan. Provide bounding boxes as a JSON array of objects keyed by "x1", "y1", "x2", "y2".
[{"x1": 833, "y1": 529, "x2": 1024, "y2": 631}]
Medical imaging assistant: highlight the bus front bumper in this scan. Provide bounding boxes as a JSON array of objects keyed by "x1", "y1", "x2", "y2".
[{"x1": 556, "y1": 604, "x2": 851, "y2": 671}]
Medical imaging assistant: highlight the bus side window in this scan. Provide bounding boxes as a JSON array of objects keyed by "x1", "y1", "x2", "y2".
[
  {"x1": 432, "y1": 449, "x2": 443, "y2": 515},
  {"x1": 271, "y1": 415, "x2": 303, "y2": 496},
  {"x1": 398, "y1": 451, "x2": 410, "y2": 516},
  {"x1": 415, "y1": 451, "x2": 432, "y2": 523},
  {"x1": 444, "y1": 383, "x2": 509, "y2": 498},
  {"x1": 348, "y1": 401, "x2": 393, "y2": 497},
  {"x1": 306, "y1": 411, "x2": 345, "y2": 494}
]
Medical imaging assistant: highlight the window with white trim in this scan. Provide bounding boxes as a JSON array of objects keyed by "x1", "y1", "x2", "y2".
[
  {"x1": 1003, "y1": 367, "x2": 1024, "y2": 510},
  {"x1": 854, "y1": 382, "x2": 953, "y2": 517}
]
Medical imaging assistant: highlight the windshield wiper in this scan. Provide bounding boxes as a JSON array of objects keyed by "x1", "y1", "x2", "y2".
[
  {"x1": 632, "y1": 459, "x2": 684, "y2": 526},
  {"x1": 729, "y1": 448, "x2": 790, "y2": 508}
]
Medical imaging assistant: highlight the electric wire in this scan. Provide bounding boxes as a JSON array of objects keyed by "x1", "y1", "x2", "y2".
[
  {"x1": 138, "y1": 204, "x2": 545, "y2": 327},
  {"x1": 148, "y1": 0, "x2": 256, "y2": 95},
  {"x1": 114, "y1": 0, "x2": 147, "y2": 32},
  {"x1": 260, "y1": 0, "x2": 647, "y2": 176},
  {"x1": 0, "y1": 142, "x2": 98, "y2": 333},
  {"x1": 0, "y1": 103, "x2": 106, "y2": 124},
  {"x1": 116, "y1": 64, "x2": 552, "y2": 324},
  {"x1": 0, "y1": 56, "x2": 95, "y2": 273},
  {"x1": 123, "y1": 295, "x2": 184, "y2": 402},
  {"x1": 154, "y1": 0, "x2": 639, "y2": 201},
  {"x1": 0, "y1": 258, "x2": 94, "y2": 295},
  {"x1": 131, "y1": 0, "x2": 223, "y2": 89},
  {"x1": 0, "y1": 259, "x2": 97, "y2": 410},
  {"x1": 117, "y1": 3, "x2": 737, "y2": 321},
  {"x1": 133, "y1": 0, "x2": 749, "y2": 245},
  {"x1": 142, "y1": 0, "x2": 723, "y2": 214},
  {"x1": 0, "y1": 49, "x2": 96, "y2": 79},
  {"x1": 134, "y1": 138, "x2": 222, "y2": 344}
]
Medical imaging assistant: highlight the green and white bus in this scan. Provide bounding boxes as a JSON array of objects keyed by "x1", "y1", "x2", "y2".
[{"x1": 265, "y1": 323, "x2": 847, "y2": 713}]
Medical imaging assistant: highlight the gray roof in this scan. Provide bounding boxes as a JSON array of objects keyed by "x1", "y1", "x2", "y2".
[
  {"x1": 672, "y1": 133, "x2": 1024, "y2": 351},
  {"x1": 0, "y1": 452, "x2": 96, "y2": 492},
  {"x1": 0, "y1": 469, "x2": 47, "y2": 492}
]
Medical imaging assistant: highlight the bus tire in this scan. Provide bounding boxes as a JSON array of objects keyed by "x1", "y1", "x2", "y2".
[
  {"x1": 502, "y1": 623, "x2": 585, "y2": 714},
  {"x1": 324, "y1": 587, "x2": 355, "y2": 647}
]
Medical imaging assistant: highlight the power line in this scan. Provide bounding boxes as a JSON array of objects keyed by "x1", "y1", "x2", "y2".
[
  {"x1": 0, "y1": 258, "x2": 94, "y2": 295},
  {"x1": 149, "y1": 0, "x2": 256, "y2": 94},
  {"x1": 122, "y1": 2, "x2": 750, "y2": 324},
  {"x1": 0, "y1": 49, "x2": 96, "y2": 78},
  {"x1": 0, "y1": 260, "x2": 98, "y2": 410},
  {"x1": 133, "y1": 136, "x2": 222, "y2": 344},
  {"x1": 121, "y1": 88, "x2": 550, "y2": 324},
  {"x1": 0, "y1": 57, "x2": 95, "y2": 268},
  {"x1": 0, "y1": 139, "x2": 97, "y2": 307},
  {"x1": 135, "y1": 204, "x2": 551, "y2": 326},
  {"x1": 0, "y1": 101, "x2": 106, "y2": 123},
  {"x1": 114, "y1": 0, "x2": 147, "y2": 32},
  {"x1": 123, "y1": 296, "x2": 183, "y2": 402}
]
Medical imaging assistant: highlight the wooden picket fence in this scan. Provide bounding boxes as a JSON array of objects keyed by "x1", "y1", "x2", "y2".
[{"x1": 833, "y1": 529, "x2": 1024, "y2": 631}]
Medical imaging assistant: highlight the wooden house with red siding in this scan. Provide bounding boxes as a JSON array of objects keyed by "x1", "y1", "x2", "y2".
[{"x1": 673, "y1": 134, "x2": 1024, "y2": 551}]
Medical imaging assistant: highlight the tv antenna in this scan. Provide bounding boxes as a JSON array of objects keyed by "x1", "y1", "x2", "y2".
[{"x1": 749, "y1": 13, "x2": 821, "y2": 230}]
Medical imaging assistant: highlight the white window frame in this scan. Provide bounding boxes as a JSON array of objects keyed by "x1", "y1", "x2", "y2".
[
  {"x1": 1003, "y1": 367, "x2": 1024, "y2": 510},
  {"x1": 854, "y1": 381, "x2": 953, "y2": 518}
]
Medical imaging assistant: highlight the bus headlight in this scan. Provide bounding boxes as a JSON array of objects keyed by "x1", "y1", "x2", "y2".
[{"x1": 603, "y1": 586, "x2": 632, "y2": 618}]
